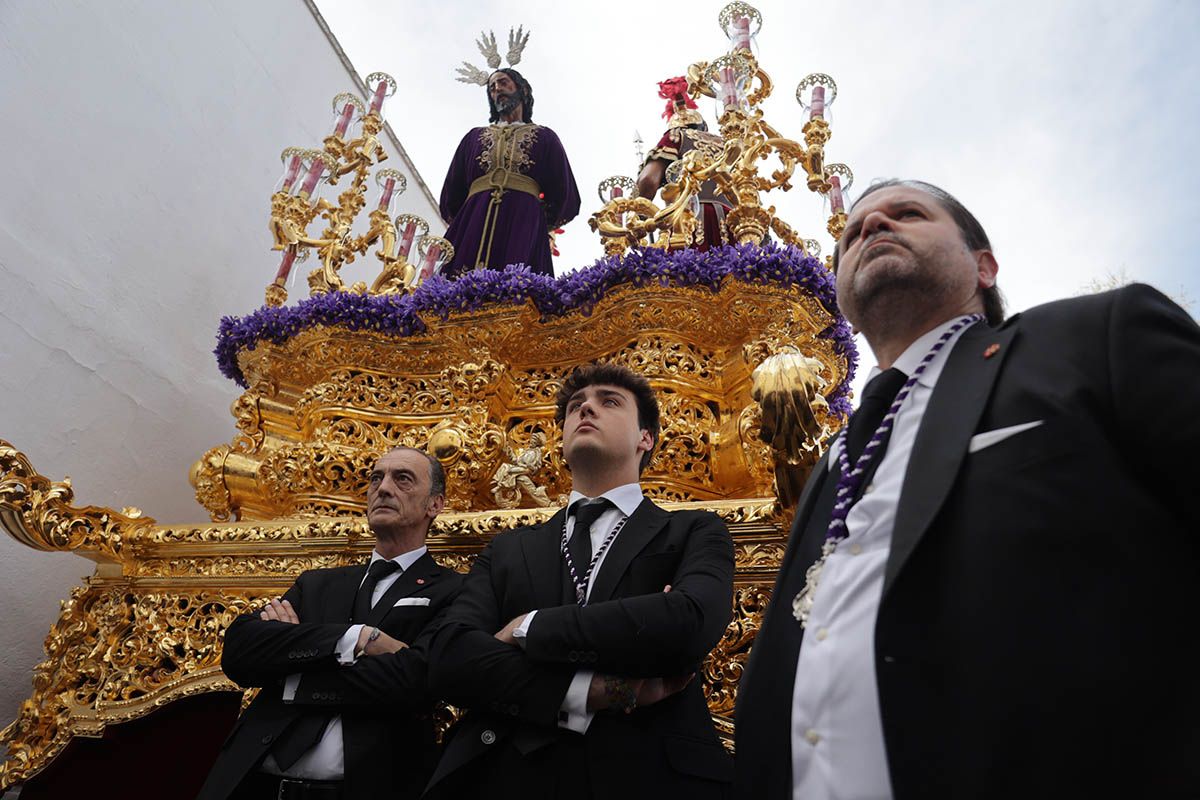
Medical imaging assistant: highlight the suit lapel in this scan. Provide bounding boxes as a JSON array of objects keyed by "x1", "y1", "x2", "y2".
[
  {"x1": 788, "y1": 450, "x2": 834, "y2": 580},
  {"x1": 883, "y1": 322, "x2": 1018, "y2": 598},
  {"x1": 587, "y1": 498, "x2": 669, "y2": 604},
  {"x1": 521, "y1": 509, "x2": 571, "y2": 610},
  {"x1": 365, "y1": 552, "x2": 439, "y2": 627},
  {"x1": 329, "y1": 565, "x2": 365, "y2": 624}
]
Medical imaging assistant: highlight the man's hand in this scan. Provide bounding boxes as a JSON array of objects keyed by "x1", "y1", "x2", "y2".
[
  {"x1": 586, "y1": 671, "x2": 694, "y2": 713},
  {"x1": 355, "y1": 626, "x2": 408, "y2": 657},
  {"x1": 494, "y1": 613, "x2": 529, "y2": 645},
  {"x1": 635, "y1": 673, "x2": 694, "y2": 706},
  {"x1": 259, "y1": 598, "x2": 299, "y2": 624}
]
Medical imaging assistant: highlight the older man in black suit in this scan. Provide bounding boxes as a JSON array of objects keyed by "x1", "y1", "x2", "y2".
[
  {"x1": 198, "y1": 447, "x2": 462, "y2": 800},
  {"x1": 425, "y1": 363, "x2": 735, "y2": 799},
  {"x1": 735, "y1": 179, "x2": 1200, "y2": 799}
]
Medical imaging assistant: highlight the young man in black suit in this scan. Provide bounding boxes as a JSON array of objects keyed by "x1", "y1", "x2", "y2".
[
  {"x1": 425, "y1": 363, "x2": 735, "y2": 799},
  {"x1": 198, "y1": 447, "x2": 463, "y2": 800},
  {"x1": 735, "y1": 179, "x2": 1200, "y2": 799}
]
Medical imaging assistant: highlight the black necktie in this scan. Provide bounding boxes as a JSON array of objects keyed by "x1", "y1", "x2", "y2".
[
  {"x1": 352, "y1": 559, "x2": 401, "y2": 623},
  {"x1": 272, "y1": 559, "x2": 401, "y2": 769},
  {"x1": 844, "y1": 367, "x2": 909, "y2": 464},
  {"x1": 791, "y1": 367, "x2": 910, "y2": 606},
  {"x1": 569, "y1": 498, "x2": 613, "y2": 573}
]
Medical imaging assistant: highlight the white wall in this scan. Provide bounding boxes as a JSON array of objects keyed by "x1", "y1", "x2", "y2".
[{"x1": 0, "y1": 0, "x2": 440, "y2": 728}]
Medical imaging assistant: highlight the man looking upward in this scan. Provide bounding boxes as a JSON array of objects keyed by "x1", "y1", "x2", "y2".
[
  {"x1": 426, "y1": 363, "x2": 735, "y2": 799},
  {"x1": 199, "y1": 447, "x2": 463, "y2": 800},
  {"x1": 735, "y1": 179, "x2": 1200, "y2": 798},
  {"x1": 438, "y1": 68, "x2": 580, "y2": 278}
]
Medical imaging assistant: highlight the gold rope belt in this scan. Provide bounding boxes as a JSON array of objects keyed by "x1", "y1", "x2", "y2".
[
  {"x1": 469, "y1": 168, "x2": 543, "y2": 268},
  {"x1": 467, "y1": 169, "x2": 542, "y2": 200}
]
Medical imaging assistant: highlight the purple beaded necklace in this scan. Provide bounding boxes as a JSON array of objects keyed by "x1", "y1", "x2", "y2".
[{"x1": 793, "y1": 314, "x2": 984, "y2": 626}]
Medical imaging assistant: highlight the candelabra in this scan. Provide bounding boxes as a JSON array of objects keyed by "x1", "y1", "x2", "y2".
[
  {"x1": 589, "y1": 1, "x2": 854, "y2": 266},
  {"x1": 264, "y1": 74, "x2": 447, "y2": 306}
]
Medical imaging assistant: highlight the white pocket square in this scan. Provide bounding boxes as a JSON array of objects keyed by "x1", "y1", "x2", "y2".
[
  {"x1": 968, "y1": 420, "x2": 1044, "y2": 453},
  {"x1": 392, "y1": 597, "x2": 431, "y2": 607}
]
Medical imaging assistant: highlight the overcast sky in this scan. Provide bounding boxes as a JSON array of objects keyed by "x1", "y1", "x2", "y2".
[{"x1": 317, "y1": 0, "x2": 1199, "y2": 352}]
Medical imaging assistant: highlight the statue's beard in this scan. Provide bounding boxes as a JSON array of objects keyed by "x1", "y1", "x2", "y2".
[{"x1": 494, "y1": 93, "x2": 519, "y2": 115}]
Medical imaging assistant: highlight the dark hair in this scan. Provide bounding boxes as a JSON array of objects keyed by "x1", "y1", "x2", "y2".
[
  {"x1": 487, "y1": 68, "x2": 534, "y2": 123},
  {"x1": 387, "y1": 446, "x2": 446, "y2": 498},
  {"x1": 554, "y1": 363, "x2": 661, "y2": 472},
  {"x1": 832, "y1": 178, "x2": 1006, "y2": 325}
]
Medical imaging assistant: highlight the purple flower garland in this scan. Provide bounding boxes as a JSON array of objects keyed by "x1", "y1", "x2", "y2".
[{"x1": 214, "y1": 243, "x2": 858, "y2": 415}]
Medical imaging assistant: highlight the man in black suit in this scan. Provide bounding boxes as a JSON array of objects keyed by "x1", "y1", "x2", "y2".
[
  {"x1": 425, "y1": 363, "x2": 735, "y2": 799},
  {"x1": 198, "y1": 447, "x2": 463, "y2": 800},
  {"x1": 735, "y1": 179, "x2": 1200, "y2": 799}
]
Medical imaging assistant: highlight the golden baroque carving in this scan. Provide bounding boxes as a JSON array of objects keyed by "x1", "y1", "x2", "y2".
[
  {"x1": 0, "y1": 440, "x2": 151, "y2": 561},
  {"x1": 190, "y1": 445, "x2": 234, "y2": 522},
  {"x1": 230, "y1": 391, "x2": 264, "y2": 454},
  {"x1": 702, "y1": 583, "x2": 773, "y2": 717},
  {"x1": 491, "y1": 432, "x2": 553, "y2": 509},
  {"x1": 0, "y1": 585, "x2": 255, "y2": 788}
]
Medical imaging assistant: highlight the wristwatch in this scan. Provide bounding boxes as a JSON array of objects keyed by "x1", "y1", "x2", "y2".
[{"x1": 355, "y1": 626, "x2": 381, "y2": 658}]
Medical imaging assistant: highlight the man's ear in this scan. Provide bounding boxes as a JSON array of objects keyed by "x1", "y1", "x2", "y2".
[
  {"x1": 976, "y1": 250, "x2": 999, "y2": 289},
  {"x1": 637, "y1": 429, "x2": 655, "y2": 455},
  {"x1": 427, "y1": 494, "x2": 446, "y2": 518}
]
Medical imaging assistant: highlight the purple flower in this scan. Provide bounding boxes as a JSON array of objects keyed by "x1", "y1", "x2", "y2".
[{"x1": 214, "y1": 244, "x2": 856, "y2": 415}]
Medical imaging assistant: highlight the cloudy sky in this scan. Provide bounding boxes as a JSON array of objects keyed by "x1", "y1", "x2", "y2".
[{"x1": 318, "y1": 0, "x2": 1199, "y2": 344}]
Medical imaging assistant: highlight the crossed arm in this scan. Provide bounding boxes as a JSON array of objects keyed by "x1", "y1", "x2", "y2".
[
  {"x1": 428, "y1": 513, "x2": 734, "y2": 722},
  {"x1": 220, "y1": 571, "x2": 444, "y2": 709}
]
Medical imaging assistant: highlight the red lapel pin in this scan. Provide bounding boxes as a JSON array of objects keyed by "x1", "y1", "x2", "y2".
[
  {"x1": 416, "y1": 578, "x2": 425, "y2": 585},
  {"x1": 983, "y1": 343, "x2": 1001, "y2": 359}
]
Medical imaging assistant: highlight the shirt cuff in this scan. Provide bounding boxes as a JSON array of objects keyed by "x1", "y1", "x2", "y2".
[
  {"x1": 281, "y1": 673, "x2": 301, "y2": 703},
  {"x1": 512, "y1": 610, "x2": 537, "y2": 650},
  {"x1": 558, "y1": 670, "x2": 595, "y2": 734},
  {"x1": 336, "y1": 625, "x2": 364, "y2": 665}
]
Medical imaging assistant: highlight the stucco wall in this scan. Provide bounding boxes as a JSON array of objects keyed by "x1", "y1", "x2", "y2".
[{"x1": 0, "y1": 0, "x2": 440, "y2": 729}]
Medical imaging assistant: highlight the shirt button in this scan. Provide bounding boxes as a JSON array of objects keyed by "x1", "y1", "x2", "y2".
[
  {"x1": 815, "y1": 628, "x2": 828, "y2": 641},
  {"x1": 848, "y1": 544, "x2": 862, "y2": 555},
  {"x1": 481, "y1": 729, "x2": 497, "y2": 745},
  {"x1": 864, "y1": 482, "x2": 875, "y2": 494},
  {"x1": 804, "y1": 729, "x2": 821, "y2": 746}
]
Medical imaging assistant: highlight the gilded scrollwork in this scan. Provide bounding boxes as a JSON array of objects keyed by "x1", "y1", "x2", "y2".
[
  {"x1": 0, "y1": 584, "x2": 259, "y2": 788},
  {"x1": 0, "y1": 440, "x2": 150, "y2": 560},
  {"x1": 653, "y1": 392, "x2": 717, "y2": 495},
  {"x1": 702, "y1": 584, "x2": 773, "y2": 717},
  {"x1": 230, "y1": 391, "x2": 264, "y2": 453},
  {"x1": 190, "y1": 444, "x2": 235, "y2": 522}
]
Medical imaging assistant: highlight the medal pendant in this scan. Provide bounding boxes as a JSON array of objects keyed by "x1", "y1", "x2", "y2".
[{"x1": 792, "y1": 541, "x2": 837, "y2": 627}]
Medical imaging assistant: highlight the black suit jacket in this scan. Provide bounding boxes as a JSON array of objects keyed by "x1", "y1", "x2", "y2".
[
  {"x1": 425, "y1": 498, "x2": 735, "y2": 799},
  {"x1": 197, "y1": 552, "x2": 462, "y2": 800},
  {"x1": 736, "y1": 285, "x2": 1200, "y2": 799}
]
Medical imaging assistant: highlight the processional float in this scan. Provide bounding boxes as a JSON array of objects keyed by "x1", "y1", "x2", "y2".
[{"x1": 0, "y1": 3, "x2": 856, "y2": 788}]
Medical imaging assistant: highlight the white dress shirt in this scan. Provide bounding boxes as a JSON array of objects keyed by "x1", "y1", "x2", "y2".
[
  {"x1": 260, "y1": 545, "x2": 427, "y2": 780},
  {"x1": 790, "y1": 318, "x2": 975, "y2": 800},
  {"x1": 512, "y1": 482, "x2": 644, "y2": 734}
]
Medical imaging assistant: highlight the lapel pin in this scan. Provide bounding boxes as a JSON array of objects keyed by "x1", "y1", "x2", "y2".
[
  {"x1": 416, "y1": 578, "x2": 425, "y2": 585},
  {"x1": 983, "y1": 343, "x2": 1001, "y2": 359}
]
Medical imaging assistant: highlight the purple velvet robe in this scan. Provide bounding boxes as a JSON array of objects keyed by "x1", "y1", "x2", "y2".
[{"x1": 438, "y1": 123, "x2": 581, "y2": 279}]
